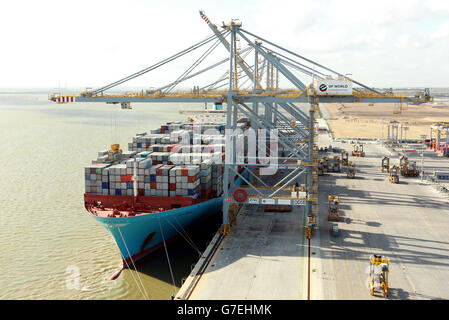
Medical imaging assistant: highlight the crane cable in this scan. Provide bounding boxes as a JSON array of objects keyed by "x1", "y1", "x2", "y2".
[
  {"x1": 203, "y1": 46, "x2": 255, "y2": 91},
  {"x1": 163, "y1": 31, "x2": 229, "y2": 94},
  {"x1": 261, "y1": 45, "x2": 327, "y2": 78},
  {"x1": 240, "y1": 28, "x2": 385, "y2": 95},
  {"x1": 157, "y1": 45, "x2": 252, "y2": 93},
  {"x1": 158, "y1": 218, "x2": 177, "y2": 297},
  {"x1": 90, "y1": 30, "x2": 229, "y2": 95}
]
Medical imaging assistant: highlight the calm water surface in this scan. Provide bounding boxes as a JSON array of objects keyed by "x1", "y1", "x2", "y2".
[{"x1": 0, "y1": 93, "x2": 219, "y2": 300}]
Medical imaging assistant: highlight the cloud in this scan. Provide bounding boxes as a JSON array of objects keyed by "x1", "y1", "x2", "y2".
[{"x1": 0, "y1": 0, "x2": 448, "y2": 89}]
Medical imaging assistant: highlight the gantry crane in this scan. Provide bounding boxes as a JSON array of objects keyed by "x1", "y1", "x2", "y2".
[
  {"x1": 341, "y1": 150, "x2": 349, "y2": 166},
  {"x1": 399, "y1": 155, "x2": 408, "y2": 174},
  {"x1": 381, "y1": 156, "x2": 390, "y2": 173},
  {"x1": 322, "y1": 156, "x2": 330, "y2": 173},
  {"x1": 332, "y1": 156, "x2": 341, "y2": 172},
  {"x1": 389, "y1": 165, "x2": 400, "y2": 184},
  {"x1": 50, "y1": 11, "x2": 432, "y2": 239},
  {"x1": 347, "y1": 162, "x2": 356, "y2": 179},
  {"x1": 328, "y1": 196, "x2": 340, "y2": 221},
  {"x1": 352, "y1": 144, "x2": 365, "y2": 157}
]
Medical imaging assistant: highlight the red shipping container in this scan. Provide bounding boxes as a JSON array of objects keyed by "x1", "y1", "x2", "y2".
[
  {"x1": 170, "y1": 184, "x2": 176, "y2": 191},
  {"x1": 120, "y1": 175, "x2": 133, "y2": 182},
  {"x1": 150, "y1": 182, "x2": 156, "y2": 189},
  {"x1": 138, "y1": 189, "x2": 144, "y2": 196},
  {"x1": 146, "y1": 143, "x2": 150, "y2": 148},
  {"x1": 187, "y1": 175, "x2": 197, "y2": 183},
  {"x1": 181, "y1": 168, "x2": 189, "y2": 176}
]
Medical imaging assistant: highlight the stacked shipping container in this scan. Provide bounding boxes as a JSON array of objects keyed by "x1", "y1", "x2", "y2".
[{"x1": 85, "y1": 121, "x2": 229, "y2": 199}]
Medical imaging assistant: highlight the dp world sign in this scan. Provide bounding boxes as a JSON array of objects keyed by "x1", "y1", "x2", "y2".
[
  {"x1": 314, "y1": 80, "x2": 352, "y2": 96},
  {"x1": 319, "y1": 84, "x2": 328, "y2": 92}
]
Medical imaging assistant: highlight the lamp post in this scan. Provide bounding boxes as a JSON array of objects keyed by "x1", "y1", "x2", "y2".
[
  {"x1": 381, "y1": 118, "x2": 384, "y2": 143},
  {"x1": 420, "y1": 134, "x2": 427, "y2": 182}
]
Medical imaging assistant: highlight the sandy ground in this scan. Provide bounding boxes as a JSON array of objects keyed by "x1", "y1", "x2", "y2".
[{"x1": 323, "y1": 101, "x2": 449, "y2": 139}]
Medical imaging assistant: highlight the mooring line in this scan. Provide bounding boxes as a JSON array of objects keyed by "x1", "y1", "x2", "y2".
[{"x1": 117, "y1": 226, "x2": 151, "y2": 300}]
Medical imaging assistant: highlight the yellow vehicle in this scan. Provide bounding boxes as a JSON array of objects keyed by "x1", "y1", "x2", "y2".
[
  {"x1": 328, "y1": 196, "x2": 340, "y2": 221},
  {"x1": 341, "y1": 150, "x2": 349, "y2": 166},
  {"x1": 110, "y1": 144, "x2": 121, "y2": 153},
  {"x1": 369, "y1": 255, "x2": 390, "y2": 297},
  {"x1": 389, "y1": 165, "x2": 400, "y2": 184},
  {"x1": 108, "y1": 144, "x2": 123, "y2": 161},
  {"x1": 404, "y1": 161, "x2": 420, "y2": 177},
  {"x1": 352, "y1": 144, "x2": 365, "y2": 157},
  {"x1": 381, "y1": 156, "x2": 390, "y2": 173},
  {"x1": 400, "y1": 157, "x2": 420, "y2": 177},
  {"x1": 332, "y1": 156, "x2": 341, "y2": 173},
  {"x1": 399, "y1": 155, "x2": 408, "y2": 176},
  {"x1": 347, "y1": 162, "x2": 356, "y2": 179},
  {"x1": 305, "y1": 218, "x2": 317, "y2": 239}
]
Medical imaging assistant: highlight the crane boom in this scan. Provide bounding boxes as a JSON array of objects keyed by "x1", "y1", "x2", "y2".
[{"x1": 199, "y1": 10, "x2": 262, "y2": 90}]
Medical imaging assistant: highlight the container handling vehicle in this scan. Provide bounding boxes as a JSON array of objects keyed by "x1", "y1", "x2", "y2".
[{"x1": 369, "y1": 255, "x2": 390, "y2": 297}]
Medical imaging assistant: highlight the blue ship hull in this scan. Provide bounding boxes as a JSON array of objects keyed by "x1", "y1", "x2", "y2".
[{"x1": 91, "y1": 196, "x2": 223, "y2": 266}]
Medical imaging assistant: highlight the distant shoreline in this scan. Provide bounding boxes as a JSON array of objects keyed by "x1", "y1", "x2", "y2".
[{"x1": 1, "y1": 87, "x2": 449, "y2": 98}]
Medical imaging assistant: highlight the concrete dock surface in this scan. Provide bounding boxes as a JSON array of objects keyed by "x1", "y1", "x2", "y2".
[
  {"x1": 182, "y1": 205, "x2": 307, "y2": 300},
  {"x1": 312, "y1": 136, "x2": 449, "y2": 299},
  {"x1": 176, "y1": 134, "x2": 449, "y2": 300}
]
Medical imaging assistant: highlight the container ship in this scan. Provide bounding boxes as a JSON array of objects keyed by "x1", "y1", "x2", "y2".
[{"x1": 84, "y1": 117, "x2": 248, "y2": 278}]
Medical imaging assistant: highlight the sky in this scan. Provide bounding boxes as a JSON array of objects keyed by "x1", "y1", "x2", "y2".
[{"x1": 1, "y1": 0, "x2": 448, "y2": 90}]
